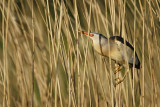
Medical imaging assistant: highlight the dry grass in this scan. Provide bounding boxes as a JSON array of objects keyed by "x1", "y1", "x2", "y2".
[{"x1": 0, "y1": 0, "x2": 160, "y2": 107}]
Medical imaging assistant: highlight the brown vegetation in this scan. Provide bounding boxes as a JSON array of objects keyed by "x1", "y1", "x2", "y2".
[{"x1": 0, "y1": 0, "x2": 160, "y2": 106}]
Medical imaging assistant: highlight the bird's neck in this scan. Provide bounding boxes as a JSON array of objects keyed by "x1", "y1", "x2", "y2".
[{"x1": 92, "y1": 37, "x2": 109, "y2": 55}]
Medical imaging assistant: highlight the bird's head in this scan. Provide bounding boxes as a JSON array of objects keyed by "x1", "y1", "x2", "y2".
[{"x1": 79, "y1": 31, "x2": 100, "y2": 41}]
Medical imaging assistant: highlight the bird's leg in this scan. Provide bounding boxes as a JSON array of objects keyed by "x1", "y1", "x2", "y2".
[
  {"x1": 114, "y1": 64, "x2": 122, "y2": 74},
  {"x1": 115, "y1": 69, "x2": 129, "y2": 86}
]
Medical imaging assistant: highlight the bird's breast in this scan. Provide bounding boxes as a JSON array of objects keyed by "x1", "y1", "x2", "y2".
[
  {"x1": 93, "y1": 40, "x2": 125, "y2": 64},
  {"x1": 93, "y1": 40, "x2": 109, "y2": 56}
]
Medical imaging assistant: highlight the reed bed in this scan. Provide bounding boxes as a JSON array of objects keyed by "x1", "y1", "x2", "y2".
[{"x1": 0, "y1": 0, "x2": 160, "y2": 107}]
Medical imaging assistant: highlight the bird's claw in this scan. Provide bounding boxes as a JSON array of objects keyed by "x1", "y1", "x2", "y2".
[
  {"x1": 114, "y1": 70, "x2": 120, "y2": 74},
  {"x1": 114, "y1": 65, "x2": 122, "y2": 74},
  {"x1": 114, "y1": 77, "x2": 124, "y2": 87}
]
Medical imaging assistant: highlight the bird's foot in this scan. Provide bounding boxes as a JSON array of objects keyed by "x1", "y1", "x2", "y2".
[
  {"x1": 114, "y1": 77, "x2": 124, "y2": 87},
  {"x1": 114, "y1": 65, "x2": 122, "y2": 74},
  {"x1": 114, "y1": 69, "x2": 120, "y2": 74},
  {"x1": 114, "y1": 70, "x2": 129, "y2": 87}
]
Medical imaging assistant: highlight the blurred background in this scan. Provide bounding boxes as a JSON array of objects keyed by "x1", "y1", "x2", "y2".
[{"x1": 0, "y1": 0, "x2": 160, "y2": 106}]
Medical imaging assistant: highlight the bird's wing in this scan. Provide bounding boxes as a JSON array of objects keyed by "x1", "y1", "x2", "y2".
[
  {"x1": 109, "y1": 36, "x2": 140, "y2": 68},
  {"x1": 110, "y1": 36, "x2": 134, "y2": 50}
]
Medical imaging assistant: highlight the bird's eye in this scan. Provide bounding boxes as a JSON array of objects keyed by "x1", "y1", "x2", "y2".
[
  {"x1": 81, "y1": 31, "x2": 94, "y2": 37},
  {"x1": 89, "y1": 34, "x2": 94, "y2": 37}
]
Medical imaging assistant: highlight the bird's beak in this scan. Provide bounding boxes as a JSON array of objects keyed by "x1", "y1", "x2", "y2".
[{"x1": 78, "y1": 30, "x2": 94, "y2": 37}]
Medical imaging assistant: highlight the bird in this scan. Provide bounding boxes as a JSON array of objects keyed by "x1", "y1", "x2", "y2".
[{"x1": 79, "y1": 30, "x2": 140, "y2": 86}]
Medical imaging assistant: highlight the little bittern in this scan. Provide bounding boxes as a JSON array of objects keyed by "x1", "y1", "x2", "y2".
[{"x1": 79, "y1": 31, "x2": 140, "y2": 85}]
